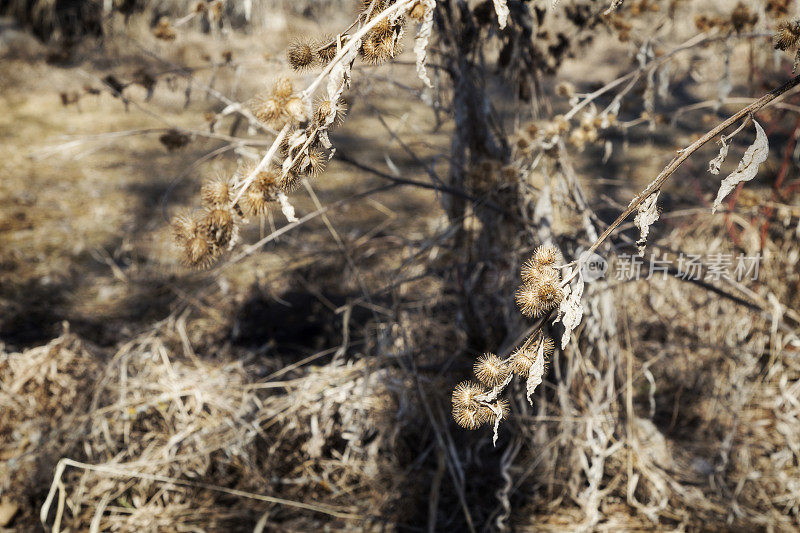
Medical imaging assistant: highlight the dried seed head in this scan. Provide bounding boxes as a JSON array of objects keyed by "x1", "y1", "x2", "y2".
[
  {"x1": 362, "y1": 0, "x2": 388, "y2": 18},
  {"x1": 285, "y1": 96, "x2": 307, "y2": 122},
  {"x1": 314, "y1": 98, "x2": 347, "y2": 127},
  {"x1": 253, "y1": 96, "x2": 284, "y2": 124},
  {"x1": 200, "y1": 207, "x2": 235, "y2": 248},
  {"x1": 774, "y1": 20, "x2": 800, "y2": 51},
  {"x1": 171, "y1": 212, "x2": 199, "y2": 245},
  {"x1": 301, "y1": 149, "x2": 327, "y2": 177},
  {"x1": 287, "y1": 41, "x2": 316, "y2": 70},
  {"x1": 183, "y1": 234, "x2": 216, "y2": 268},
  {"x1": 201, "y1": 176, "x2": 232, "y2": 208},
  {"x1": 242, "y1": 187, "x2": 270, "y2": 217},
  {"x1": 533, "y1": 267, "x2": 564, "y2": 310},
  {"x1": 533, "y1": 245, "x2": 559, "y2": 267},
  {"x1": 473, "y1": 353, "x2": 508, "y2": 387},
  {"x1": 193, "y1": 1, "x2": 207, "y2": 14},
  {"x1": 452, "y1": 380, "x2": 483, "y2": 411},
  {"x1": 515, "y1": 284, "x2": 545, "y2": 317},
  {"x1": 316, "y1": 40, "x2": 338, "y2": 63},
  {"x1": 273, "y1": 77, "x2": 294, "y2": 100},
  {"x1": 452, "y1": 381, "x2": 487, "y2": 430}
]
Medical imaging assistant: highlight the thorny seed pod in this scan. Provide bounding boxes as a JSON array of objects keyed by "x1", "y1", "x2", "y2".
[
  {"x1": 172, "y1": 213, "x2": 217, "y2": 268},
  {"x1": 253, "y1": 95, "x2": 284, "y2": 124},
  {"x1": 532, "y1": 245, "x2": 559, "y2": 267},
  {"x1": 287, "y1": 41, "x2": 316, "y2": 70},
  {"x1": 362, "y1": 0, "x2": 387, "y2": 18},
  {"x1": 532, "y1": 266, "x2": 563, "y2": 310},
  {"x1": 201, "y1": 177, "x2": 232, "y2": 208},
  {"x1": 515, "y1": 283, "x2": 546, "y2": 318},
  {"x1": 774, "y1": 20, "x2": 800, "y2": 71},
  {"x1": 774, "y1": 20, "x2": 800, "y2": 51},
  {"x1": 316, "y1": 39, "x2": 338, "y2": 64},
  {"x1": 171, "y1": 212, "x2": 199, "y2": 245},
  {"x1": 200, "y1": 207, "x2": 235, "y2": 248},
  {"x1": 473, "y1": 353, "x2": 509, "y2": 387},
  {"x1": 242, "y1": 187, "x2": 270, "y2": 217},
  {"x1": 314, "y1": 98, "x2": 347, "y2": 127},
  {"x1": 451, "y1": 381, "x2": 487, "y2": 429},
  {"x1": 301, "y1": 149, "x2": 327, "y2": 177}
]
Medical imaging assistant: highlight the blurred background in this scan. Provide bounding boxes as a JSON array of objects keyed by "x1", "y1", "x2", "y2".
[{"x1": 1, "y1": 0, "x2": 799, "y2": 531}]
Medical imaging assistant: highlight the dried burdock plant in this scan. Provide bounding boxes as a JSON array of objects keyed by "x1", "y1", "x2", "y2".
[
  {"x1": 171, "y1": 0, "x2": 435, "y2": 269},
  {"x1": 452, "y1": 246, "x2": 562, "y2": 438}
]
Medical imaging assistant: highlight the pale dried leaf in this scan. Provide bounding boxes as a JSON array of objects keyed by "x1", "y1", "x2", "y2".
[
  {"x1": 277, "y1": 192, "x2": 298, "y2": 222},
  {"x1": 712, "y1": 120, "x2": 768, "y2": 213},
  {"x1": 603, "y1": 0, "x2": 624, "y2": 15},
  {"x1": 413, "y1": 1, "x2": 436, "y2": 88},
  {"x1": 525, "y1": 340, "x2": 546, "y2": 406},
  {"x1": 634, "y1": 191, "x2": 660, "y2": 256},
  {"x1": 557, "y1": 271, "x2": 584, "y2": 350},
  {"x1": 492, "y1": 0, "x2": 509, "y2": 29}
]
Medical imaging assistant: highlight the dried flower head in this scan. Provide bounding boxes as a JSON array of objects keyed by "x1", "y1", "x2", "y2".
[
  {"x1": 474, "y1": 353, "x2": 509, "y2": 387},
  {"x1": 774, "y1": 20, "x2": 800, "y2": 51},
  {"x1": 287, "y1": 41, "x2": 316, "y2": 70},
  {"x1": 273, "y1": 77, "x2": 294, "y2": 100},
  {"x1": 201, "y1": 177, "x2": 232, "y2": 208},
  {"x1": 515, "y1": 283, "x2": 546, "y2": 317},
  {"x1": 316, "y1": 39, "x2": 338, "y2": 63},
  {"x1": 172, "y1": 212, "x2": 217, "y2": 268},
  {"x1": 200, "y1": 207, "x2": 235, "y2": 248},
  {"x1": 452, "y1": 381, "x2": 488, "y2": 430},
  {"x1": 314, "y1": 98, "x2": 347, "y2": 127},
  {"x1": 253, "y1": 95, "x2": 284, "y2": 124}
]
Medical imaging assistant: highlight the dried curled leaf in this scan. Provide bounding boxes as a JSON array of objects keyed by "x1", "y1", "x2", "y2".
[
  {"x1": 525, "y1": 339, "x2": 546, "y2": 406},
  {"x1": 413, "y1": 0, "x2": 436, "y2": 88},
  {"x1": 492, "y1": 0, "x2": 509, "y2": 29},
  {"x1": 603, "y1": 0, "x2": 624, "y2": 15},
  {"x1": 708, "y1": 137, "x2": 729, "y2": 175},
  {"x1": 277, "y1": 191, "x2": 298, "y2": 222},
  {"x1": 634, "y1": 191, "x2": 660, "y2": 256},
  {"x1": 712, "y1": 120, "x2": 768, "y2": 213},
  {"x1": 557, "y1": 270, "x2": 584, "y2": 350}
]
